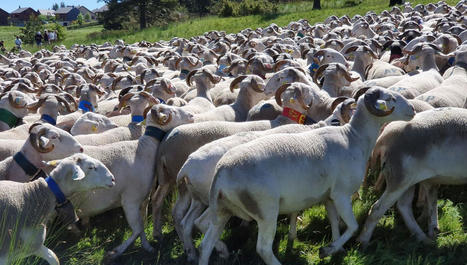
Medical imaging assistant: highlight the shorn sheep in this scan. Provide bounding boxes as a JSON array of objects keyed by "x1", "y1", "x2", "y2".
[
  {"x1": 0, "y1": 153, "x2": 115, "y2": 265},
  {"x1": 198, "y1": 88, "x2": 415, "y2": 265}
]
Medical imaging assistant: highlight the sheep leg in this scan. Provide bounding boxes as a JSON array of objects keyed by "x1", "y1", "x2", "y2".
[
  {"x1": 108, "y1": 201, "x2": 154, "y2": 259},
  {"x1": 151, "y1": 183, "x2": 172, "y2": 239},
  {"x1": 286, "y1": 212, "x2": 298, "y2": 252},
  {"x1": 320, "y1": 196, "x2": 357, "y2": 258},
  {"x1": 198, "y1": 210, "x2": 230, "y2": 265},
  {"x1": 181, "y1": 199, "x2": 206, "y2": 263},
  {"x1": 173, "y1": 183, "x2": 192, "y2": 242},
  {"x1": 195, "y1": 208, "x2": 229, "y2": 258},
  {"x1": 396, "y1": 186, "x2": 430, "y2": 242},
  {"x1": 426, "y1": 184, "x2": 440, "y2": 238},
  {"x1": 357, "y1": 188, "x2": 408, "y2": 247},
  {"x1": 325, "y1": 199, "x2": 341, "y2": 242},
  {"x1": 35, "y1": 245, "x2": 59, "y2": 265},
  {"x1": 256, "y1": 210, "x2": 282, "y2": 265}
]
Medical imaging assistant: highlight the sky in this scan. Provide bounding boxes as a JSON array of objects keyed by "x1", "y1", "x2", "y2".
[{"x1": 1, "y1": 0, "x2": 104, "y2": 12}]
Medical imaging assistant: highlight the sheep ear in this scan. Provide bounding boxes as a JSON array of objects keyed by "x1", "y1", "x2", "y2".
[{"x1": 71, "y1": 164, "x2": 86, "y2": 181}]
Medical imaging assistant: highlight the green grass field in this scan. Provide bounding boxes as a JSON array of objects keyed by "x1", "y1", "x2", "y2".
[{"x1": 2, "y1": 0, "x2": 466, "y2": 264}]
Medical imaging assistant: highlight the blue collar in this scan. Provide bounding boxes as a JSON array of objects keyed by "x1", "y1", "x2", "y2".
[
  {"x1": 79, "y1": 100, "x2": 94, "y2": 113},
  {"x1": 181, "y1": 69, "x2": 190, "y2": 75},
  {"x1": 144, "y1": 126, "x2": 166, "y2": 142},
  {"x1": 157, "y1": 98, "x2": 166, "y2": 104},
  {"x1": 41, "y1": 114, "x2": 56, "y2": 126},
  {"x1": 132, "y1": 115, "x2": 145, "y2": 123},
  {"x1": 45, "y1": 176, "x2": 67, "y2": 205}
]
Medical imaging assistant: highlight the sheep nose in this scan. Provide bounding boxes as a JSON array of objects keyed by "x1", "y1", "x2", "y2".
[{"x1": 79, "y1": 147, "x2": 84, "y2": 153}]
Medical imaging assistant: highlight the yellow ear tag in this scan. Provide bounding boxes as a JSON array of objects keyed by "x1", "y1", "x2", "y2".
[
  {"x1": 289, "y1": 98, "x2": 295, "y2": 103},
  {"x1": 246, "y1": 69, "x2": 251, "y2": 74},
  {"x1": 378, "y1": 102, "x2": 388, "y2": 110},
  {"x1": 141, "y1": 119, "x2": 146, "y2": 126},
  {"x1": 122, "y1": 102, "x2": 127, "y2": 108},
  {"x1": 48, "y1": 160, "x2": 58, "y2": 166},
  {"x1": 350, "y1": 103, "x2": 357, "y2": 109},
  {"x1": 91, "y1": 125, "x2": 97, "y2": 132}
]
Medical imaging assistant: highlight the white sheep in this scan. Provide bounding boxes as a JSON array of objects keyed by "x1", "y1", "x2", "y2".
[
  {"x1": 358, "y1": 108, "x2": 467, "y2": 246},
  {"x1": 69, "y1": 104, "x2": 194, "y2": 259},
  {"x1": 197, "y1": 87, "x2": 415, "y2": 265},
  {"x1": 0, "y1": 153, "x2": 115, "y2": 265},
  {"x1": 0, "y1": 123, "x2": 84, "y2": 181}
]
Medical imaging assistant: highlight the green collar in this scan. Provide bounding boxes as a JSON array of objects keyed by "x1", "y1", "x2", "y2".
[{"x1": 0, "y1": 108, "x2": 19, "y2": 128}]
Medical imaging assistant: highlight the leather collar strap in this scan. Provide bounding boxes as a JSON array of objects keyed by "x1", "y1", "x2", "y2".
[
  {"x1": 0, "y1": 108, "x2": 19, "y2": 128},
  {"x1": 45, "y1": 176, "x2": 67, "y2": 205},
  {"x1": 144, "y1": 126, "x2": 166, "y2": 142},
  {"x1": 282, "y1": 107, "x2": 316, "y2": 125},
  {"x1": 13, "y1": 152, "x2": 47, "y2": 180},
  {"x1": 41, "y1": 114, "x2": 57, "y2": 126},
  {"x1": 132, "y1": 115, "x2": 144, "y2": 123},
  {"x1": 330, "y1": 119, "x2": 341, "y2": 126},
  {"x1": 78, "y1": 100, "x2": 94, "y2": 113}
]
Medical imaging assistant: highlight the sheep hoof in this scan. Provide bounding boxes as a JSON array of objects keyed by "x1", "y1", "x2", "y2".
[
  {"x1": 105, "y1": 250, "x2": 121, "y2": 261},
  {"x1": 187, "y1": 253, "x2": 198, "y2": 264},
  {"x1": 319, "y1": 246, "x2": 332, "y2": 258},
  {"x1": 153, "y1": 230, "x2": 163, "y2": 241},
  {"x1": 143, "y1": 244, "x2": 155, "y2": 253}
]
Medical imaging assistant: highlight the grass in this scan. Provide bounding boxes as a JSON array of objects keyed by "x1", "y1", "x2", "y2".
[
  {"x1": 0, "y1": 0, "x2": 460, "y2": 53},
  {"x1": 2, "y1": 0, "x2": 466, "y2": 264}
]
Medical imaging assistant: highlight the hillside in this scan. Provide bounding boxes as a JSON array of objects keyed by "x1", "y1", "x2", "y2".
[{"x1": 0, "y1": 0, "x2": 460, "y2": 52}]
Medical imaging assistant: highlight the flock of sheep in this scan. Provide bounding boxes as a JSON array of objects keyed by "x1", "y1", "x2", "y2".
[{"x1": 0, "y1": 0, "x2": 466, "y2": 264}]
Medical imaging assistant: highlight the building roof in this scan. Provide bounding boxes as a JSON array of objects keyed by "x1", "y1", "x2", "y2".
[
  {"x1": 38, "y1": 9, "x2": 55, "y2": 16},
  {"x1": 55, "y1": 6, "x2": 76, "y2": 14},
  {"x1": 92, "y1": 5, "x2": 108, "y2": 13},
  {"x1": 11, "y1": 7, "x2": 34, "y2": 14}
]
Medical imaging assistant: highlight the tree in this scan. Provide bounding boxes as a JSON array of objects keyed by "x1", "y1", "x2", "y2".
[
  {"x1": 19, "y1": 15, "x2": 45, "y2": 44},
  {"x1": 52, "y1": 3, "x2": 59, "y2": 10},
  {"x1": 77, "y1": 13, "x2": 84, "y2": 25},
  {"x1": 84, "y1": 13, "x2": 91, "y2": 22},
  {"x1": 389, "y1": 0, "x2": 403, "y2": 6},
  {"x1": 101, "y1": 0, "x2": 178, "y2": 30},
  {"x1": 312, "y1": 0, "x2": 321, "y2": 10},
  {"x1": 60, "y1": 2, "x2": 65, "y2": 8}
]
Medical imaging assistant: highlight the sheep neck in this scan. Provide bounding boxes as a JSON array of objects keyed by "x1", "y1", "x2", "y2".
[
  {"x1": 231, "y1": 88, "x2": 256, "y2": 117},
  {"x1": 352, "y1": 56, "x2": 368, "y2": 80},
  {"x1": 348, "y1": 104, "x2": 386, "y2": 159},
  {"x1": 321, "y1": 73, "x2": 347, "y2": 97},
  {"x1": 195, "y1": 82, "x2": 212, "y2": 102},
  {"x1": 10, "y1": 143, "x2": 46, "y2": 182},
  {"x1": 421, "y1": 53, "x2": 439, "y2": 72}
]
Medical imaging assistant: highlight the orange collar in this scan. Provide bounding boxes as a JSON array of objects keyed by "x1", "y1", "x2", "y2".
[{"x1": 282, "y1": 107, "x2": 316, "y2": 125}]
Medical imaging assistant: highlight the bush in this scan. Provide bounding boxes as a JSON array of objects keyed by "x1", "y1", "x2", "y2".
[
  {"x1": 19, "y1": 15, "x2": 45, "y2": 44},
  {"x1": 215, "y1": 0, "x2": 278, "y2": 17},
  {"x1": 47, "y1": 23, "x2": 65, "y2": 41}
]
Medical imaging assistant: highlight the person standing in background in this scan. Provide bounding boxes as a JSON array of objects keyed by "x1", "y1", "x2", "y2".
[
  {"x1": 43, "y1": 30, "x2": 49, "y2": 44},
  {"x1": 48, "y1": 30, "x2": 54, "y2": 43},
  {"x1": 15, "y1": 36, "x2": 22, "y2": 51},
  {"x1": 35, "y1": 31, "x2": 43, "y2": 46}
]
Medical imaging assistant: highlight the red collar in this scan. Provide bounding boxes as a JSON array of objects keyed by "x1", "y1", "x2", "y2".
[
  {"x1": 282, "y1": 107, "x2": 316, "y2": 125},
  {"x1": 389, "y1": 53, "x2": 402, "y2": 63}
]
